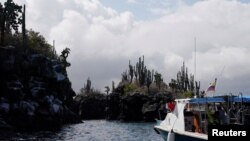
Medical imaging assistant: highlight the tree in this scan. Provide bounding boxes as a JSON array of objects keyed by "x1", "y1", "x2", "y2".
[
  {"x1": 61, "y1": 47, "x2": 70, "y2": 59},
  {"x1": 27, "y1": 29, "x2": 53, "y2": 54},
  {"x1": 105, "y1": 86, "x2": 110, "y2": 95},
  {"x1": 0, "y1": 0, "x2": 22, "y2": 45},
  {"x1": 60, "y1": 47, "x2": 71, "y2": 73}
]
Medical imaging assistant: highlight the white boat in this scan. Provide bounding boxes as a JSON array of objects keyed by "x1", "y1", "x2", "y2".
[{"x1": 154, "y1": 97, "x2": 227, "y2": 141}]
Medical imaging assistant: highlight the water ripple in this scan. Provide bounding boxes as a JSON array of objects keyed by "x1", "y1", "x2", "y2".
[{"x1": 8, "y1": 120, "x2": 163, "y2": 141}]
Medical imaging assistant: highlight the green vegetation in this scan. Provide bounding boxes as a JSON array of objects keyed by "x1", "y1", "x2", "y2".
[
  {"x1": 124, "y1": 83, "x2": 137, "y2": 94},
  {"x1": 0, "y1": 0, "x2": 71, "y2": 69},
  {"x1": 27, "y1": 29, "x2": 55, "y2": 57},
  {"x1": 78, "y1": 77, "x2": 105, "y2": 97},
  {"x1": 114, "y1": 57, "x2": 201, "y2": 98},
  {"x1": 0, "y1": 1, "x2": 202, "y2": 99},
  {"x1": 168, "y1": 62, "x2": 201, "y2": 97},
  {"x1": 0, "y1": 1, "x2": 82, "y2": 127},
  {"x1": 0, "y1": 0, "x2": 70, "y2": 59},
  {"x1": 184, "y1": 90, "x2": 194, "y2": 98},
  {"x1": 0, "y1": 0, "x2": 22, "y2": 46},
  {"x1": 117, "y1": 55, "x2": 166, "y2": 95}
]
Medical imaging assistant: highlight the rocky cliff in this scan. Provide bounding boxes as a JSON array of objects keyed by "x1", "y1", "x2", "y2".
[
  {"x1": 0, "y1": 46, "x2": 81, "y2": 130},
  {"x1": 75, "y1": 90, "x2": 172, "y2": 121}
]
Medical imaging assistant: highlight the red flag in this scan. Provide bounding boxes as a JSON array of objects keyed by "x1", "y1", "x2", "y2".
[{"x1": 206, "y1": 78, "x2": 217, "y2": 93}]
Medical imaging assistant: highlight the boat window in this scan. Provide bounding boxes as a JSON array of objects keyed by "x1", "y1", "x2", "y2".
[{"x1": 184, "y1": 111, "x2": 193, "y2": 116}]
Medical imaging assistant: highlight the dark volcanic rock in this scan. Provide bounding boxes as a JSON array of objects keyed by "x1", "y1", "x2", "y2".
[
  {"x1": 119, "y1": 93, "x2": 149, "y2": 121},
  {"x1": 0, "y1": 46, "x2": 81, "y2": 130},
  {"x1": 142, "y1": 102, "x2": 158, "y2": 121},
  {"x1": 104, "y1": 91, "x2": 172, "y2": 121},
  {"x1": 106, "y1": 92, "x2": 120, "y2": 120},
  {"x1": 75, "y1": 94, "x2": 106, "y2": 119}
]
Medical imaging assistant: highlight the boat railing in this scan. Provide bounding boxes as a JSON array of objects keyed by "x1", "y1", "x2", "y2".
[
  {"x1": 228, "y1": 107, "x2": 237, "y2": 123},
  {"x1": 227, "y1": 92, "x2": 249, "y2": 125},
  {"x1": 187, "y1": 98, "x2": 233, "y2": 134}
]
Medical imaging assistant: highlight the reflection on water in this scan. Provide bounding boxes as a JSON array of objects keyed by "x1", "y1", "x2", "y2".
[{"x1": 7, "y1": 120, "x2": 163, "y2": 141}]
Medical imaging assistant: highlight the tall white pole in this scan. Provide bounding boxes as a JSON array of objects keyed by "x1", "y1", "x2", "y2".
[
  {"x1": 194, "y1": 37, "x2": 197, "y2": 98},
  {"x1": 194, "y1": 37, "x2": 196, "y2": 84}
]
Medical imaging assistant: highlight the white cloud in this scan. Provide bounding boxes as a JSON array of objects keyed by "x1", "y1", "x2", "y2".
[
  {"x1": 126, "y1": 0, "x2": 137, "y2": 4},
  {"x1": 150, "y1": 8, "x2": 170, "y2": 15},
  {"x1": 12, "y1": 0, "x2": 250, "y2": 95}
]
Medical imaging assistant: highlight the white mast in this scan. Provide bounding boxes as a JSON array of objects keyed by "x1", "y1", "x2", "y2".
[
  {"x1": 194, "y1": 37, "x2": 197, "y2": 98},
  {"x1": 194, "y1": 37, "x2": 196, "y2": 84}
]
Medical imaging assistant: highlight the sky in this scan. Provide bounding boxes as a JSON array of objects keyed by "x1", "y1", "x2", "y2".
[{"x1": 1, "y1": 0, "x2": 250, "y2": 96}]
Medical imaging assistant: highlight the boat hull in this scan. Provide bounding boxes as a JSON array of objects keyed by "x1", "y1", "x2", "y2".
[
  {"x1": 155, "y1": 127, "x2": 207, "y2": 141},
  {"x1": 174, "y1": 133, "x2": 207, "y2": 141},
  {"x1": 156, "y1": 128, "x2": 169, "y2": 141}
]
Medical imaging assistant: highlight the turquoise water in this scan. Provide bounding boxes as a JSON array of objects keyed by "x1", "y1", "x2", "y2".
[{"x1": 10, "y1": 120, "x2": 164, "y2": 141}]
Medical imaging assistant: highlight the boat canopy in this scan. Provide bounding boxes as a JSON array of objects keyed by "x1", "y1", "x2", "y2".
[
  {"x1": 232, "y1": 96, "x2": 250, "y2": 103},
  {"x1": 189, "y1": 97, "x2": 225, "y2": 104}
]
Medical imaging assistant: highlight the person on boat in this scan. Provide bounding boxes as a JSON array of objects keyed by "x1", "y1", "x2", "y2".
[
  {"x1": 207, "y1": 104, "x2": 214, "y2": 125},
  {"x1": 193, "y1": 114, "x2": 201, "y2": 133},
  {"x1": 217, "y1": 105, "x2": 228, "y2": 125},
  {"x1": 213, "y1": 105, "x2": 226, "y2": 125},
  {"x1": 213, "y1": 110, "x2": 220, "y2": 125}
]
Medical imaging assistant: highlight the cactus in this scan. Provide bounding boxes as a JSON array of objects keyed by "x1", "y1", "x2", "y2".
[
  {"x1": 146, "y1": 70, "x2": 152, "y2": 94},
  {"x1": 195, "y1": 81, "x2": 200, "y2": 97},
  {"x1": 112, "y1": 81, "x2": 115, "y2": 92},
  {"x1": 175, "y1": 62, "x2": 199, "y2": 96},
  {"x1": 154, "y1": 71, "x2": 163, "y2": 90},
  {"x1": 82, "y1": 77, "x2": 92, "y2": 94},
  {"x1": 121, "y1": 71, "x2": 128, "y2": 82},
  {"x1": 177, "y1": 71, "x2": 181, "y2": 91},
  {"x1": 151, "y1": 69, "x2": 154, "y2": 82},
  {"x1": 169, "y1": 79, "x2": 178, "y2": 92},
  {"x1": 129, "y1": 60, "x2": 134, "y2": 83},
  {"x1": 189, "y1": 74, "x2": 195, "y2": 92},
  {"x1": 22, "y1": 4, "x2": 27, "y2": 48},
  {"x1": 134, "y1": 56, "x2": 148, "y2": 86},
  {"x1": 86, "y1": 77, "x2": 91, "y2": 93},
  {"x1": 138, "y1": 57, "x2": 141, "y2": 82},
  {"x1": 184, "y1": 67, "x2": 189, "y2": 91},
  {"x1": 134, "y1": 65, "x2": 138, "y2": 81}
]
